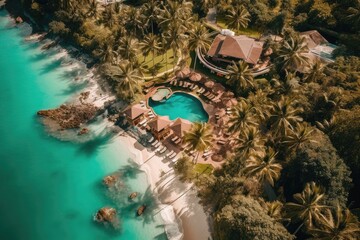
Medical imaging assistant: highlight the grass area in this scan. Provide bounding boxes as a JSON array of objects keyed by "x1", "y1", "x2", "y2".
[
  {"x1": 138, "y1": 49, "x2": 178, "y2": 77},
  {"x1": 216, "y1": 16, "x2": 262, "y2": 39},
  {"x1": 193, "y1": 163, "x2": 214, "y2": 176}
]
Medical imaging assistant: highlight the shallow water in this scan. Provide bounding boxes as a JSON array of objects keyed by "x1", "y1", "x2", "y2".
[
  {"x1": 0, "y1": 11, "x2": 166, "y2": 240},
  {"x1": 149, "y1": 92, "x2": 209, "y2": 122}
]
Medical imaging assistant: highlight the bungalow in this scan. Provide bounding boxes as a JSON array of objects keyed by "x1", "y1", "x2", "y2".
[
  {"x1": 148, "y1": 116, "x2": 172, "y2": 140},
  {"x1": 300, "y1": 30, "x2": 337, "y2": 62},
  {"x1": 123, "y1": 104, "x2": 148, "y2": 126},
  {"x1": 207, "y1": 34, "x2": 264, "y2": 66}
]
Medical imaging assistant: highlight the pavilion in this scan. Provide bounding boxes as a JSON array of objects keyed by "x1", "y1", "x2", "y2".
[
  {"x1": 148, "y1": 116, "x2": 172, "y2": 140},
  {"x1": 123, "y1": 104, "x2": 148, "y2": 125}
]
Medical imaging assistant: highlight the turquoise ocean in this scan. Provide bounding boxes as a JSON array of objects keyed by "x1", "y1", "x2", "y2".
[{"x1": 0, "y1": 11, "x2": 167, "y2": 240}]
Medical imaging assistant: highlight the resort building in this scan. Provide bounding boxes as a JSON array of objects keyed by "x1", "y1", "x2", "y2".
[
  {"x1": 123, "y1": 104, "x2": 148, "y2": 126},
  {"x1": 148, "y1": 116, "x2": 172, "y2": 140},
  {"x1": 300, "y1": 30, "x2": 337, "y2": 62},
  {"x1": 207, "y1": 34, "x2": 264, "y2": 66},
  {"x1": 170, "y1": 118, "x2": 192, "y2": 138}
]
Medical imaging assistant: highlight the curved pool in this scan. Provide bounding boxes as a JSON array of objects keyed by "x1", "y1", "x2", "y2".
[{"x1": 149, "y1": 92, "x2": 209, "y2": 122}]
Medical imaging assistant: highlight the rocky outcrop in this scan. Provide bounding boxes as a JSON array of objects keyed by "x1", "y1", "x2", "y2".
[
  {"x1": 103, "y1": 175, "x2": 118, "y2": 187},
  {"x1": 37, "y1": 103, "x2": 98, "y2": 129},
  {"x1": 94, "y1": 207, "x2": 117, "y2": 223}
]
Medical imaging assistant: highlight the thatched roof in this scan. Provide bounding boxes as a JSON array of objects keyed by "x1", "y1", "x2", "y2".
[
  {"x1": 170, "y1": 118, "x2": 192, "y2": 137},
  {"x1": 123, "y1": 104, "x2": 148, "y2": 120},
  {"x1": 148, "y1": 116, "x2": 172, "y2": 132},
  {"x1": 207, "y1": 34, "x2": 264, "y2": 64},
  {"x1": 189, "y1": 72, "x2": 202, "y2": 81}
]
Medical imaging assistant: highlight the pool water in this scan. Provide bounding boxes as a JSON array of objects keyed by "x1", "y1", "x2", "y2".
[{"x1": 149, "y1": 92, "x2": 209, "y2": 122}]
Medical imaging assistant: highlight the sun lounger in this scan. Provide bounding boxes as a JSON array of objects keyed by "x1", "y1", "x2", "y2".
[
  {"x1": 174, "y1": 138, "x2": 182, "y2": 144},
  {"x1": 171, "y1": 135, "x2": 179, "y2": 141},
  {"x1": 138, "y1": 119, "x2": 147, "y2": 126},
  {"x1": 166, "y1": 150, "x2": 175, "y2": 157},
  {"x1": 169, "y1": 152, "x2": 177, "y2": 159},
  {"x1": 200, "y1": 89, "x2": 206, "y2": 93},
  {"x1": 203, "y1": 92, "x2": 210, "y2": 97},
  {"x1": 148, "y1": 136, "x2": 154, "y2": 143},
  {"x1": 158, "y1": 147, "x2": 167, "y2": 154},
  {"x1": 203, "y1": 151, "x2": 213, "y2": 157},
  {"x1": 155, "y1": 145, "x2": 162, "y2": 152},
  {"x1": 197, "y1": 88, "x2": 203, "y2": 93},
  {"x1": 179, "y1": 81, "x2": 184, "y2": 87},
  {"x1": 140, "y1": 100, "x2": 145, "y2": 104},
  {"x1": 154, "y1": 141, "x2": 161, "y2": 148},
  {"x1": 151, "y1": 140, "x2": 159, "y2": 146}
]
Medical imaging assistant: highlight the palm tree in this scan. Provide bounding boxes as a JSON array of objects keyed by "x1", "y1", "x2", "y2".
[
  {"x1": 286, "y1": 182, "x2": 328, "y2": 233},
  {"x1": 235, "y1": 127, "x2": 264, "y2": 158},
  {"x1": 269, "y1": 96, "x2": 303, "y2": 139},
  {"x1": 277, "y1": 35, "x2": 310, "y2": 72},
  {"x1": 125, "y1": 8, "x2": 144, "y2": 37},
  {"x1": 140, "y1": 33, "x2": 161, "y2": 75},
  {"x1": 163, "y1": 22, "x2": 188, "y2": 72},
  {"x1": 263, "y1": 200, "x2": 284, "y2": 221},
  {"x1": 347, "y1": 5, "x2": 360, "y2": 31},
  {"x1": 102, "y1": 61, "x2": 142, "y2": 101},
  {"x1": 227, "y1": 99, "x2": 258, "y2": 135},
  {"x1": 308, "y1": 204, "x2": 360, "y2": 239},
  {"x1": 304, "y1": 60, "x2": 324, "y2": 83},
  {"x1": 183, "y1": 123, "x2": 213, "y2": 164},
  {"x1": 142, "y1": 0, "x2": 160, "y2": 34},
  {"x1": 188, "y1": 23, "x2": 211, "y2": 71},
  {"x1": 95, "y1": 42, "x2": 117, "y2": 63},
  {"x1": 225, "y1": 4, "x2": 251, "y2": 30},
  {"x1": 282, "y1": 123, "x2": 316, "y2": 151},
  {"x1": 226, "y1": 60, "x2": 254, "y2": 95},
  {"x1": 243, "y1": 148, "x2": 282, "y2": 187},
  {"x1": 101, "y1": 5, "x2": 118, "y2": 29},
  {"x1": 118, "y1": 36, "x2": 139, "y2": 62},
  {"x1": 86, "y1": 0, "x2": 99, "y2": 20}
]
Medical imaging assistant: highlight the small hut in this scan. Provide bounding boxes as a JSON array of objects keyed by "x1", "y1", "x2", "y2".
[
  {"x1": 189, "y1": 72, "x2": 202, "y2": 82},
  {"x1": 170, "y1": 118, "x2": 192, "y2": 138},
  {"x1": 148, "y1": 116, "x2": 172, "y2": 140},
  {"x1": 123, "y1": 104, "x2": 148, "y2": 125}
]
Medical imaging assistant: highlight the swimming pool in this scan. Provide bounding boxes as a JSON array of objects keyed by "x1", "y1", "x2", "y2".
[{"x1": 149, "y1": 92, "x2": 209, "y2": 122}]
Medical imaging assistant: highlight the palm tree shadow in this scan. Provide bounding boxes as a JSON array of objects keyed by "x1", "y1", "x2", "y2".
[
  {"x1": 39, "y1": 58, "x2": 63, "y2": 75},
  {"x1": 118, "y1": 158, "x2": 143, "y2": 180},
  {"x1": 59, "y1": 81, "x2": 88, "y2": 96},
  {"x1": 76, "y1": 129, "x2": 115, "y2": 156}
]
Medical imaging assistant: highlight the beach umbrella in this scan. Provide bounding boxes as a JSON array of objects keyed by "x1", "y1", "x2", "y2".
[
  {"x1": 224, "y1": 98, "x2": 238, "y2": 107},
  {"x1": 213, "y1": 83, "x2": 225, "y2": 94},
  {"x1": 175, "y1": 67, "x2": 190, "y2": 79},
  {"x1": 189, "y1": 72, "x2": 202, "y2": 82},
  {"x1": 204, "y1": 80, "x2": 215, "y2": 88}
]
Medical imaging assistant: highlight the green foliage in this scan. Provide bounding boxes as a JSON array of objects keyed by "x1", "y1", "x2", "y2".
[
  {"x1": 214, "y1": 195, "x2": 294, "y2": 240},
  {"x1": 283, "y1": 130, "x2": 352, "y2": 207},
  {"x1": 173, "y1": 156, "x2": 194, "y2": 182}
]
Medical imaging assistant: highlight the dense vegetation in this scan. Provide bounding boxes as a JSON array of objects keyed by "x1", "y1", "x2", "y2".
[{"x1": 9, "y1": 0, "x2": 360, "y2": 239}]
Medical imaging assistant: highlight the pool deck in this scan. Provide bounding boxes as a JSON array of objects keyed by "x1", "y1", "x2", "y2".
[{"x1": 140, "y1": 83, "x2": 231, "y2": 168}]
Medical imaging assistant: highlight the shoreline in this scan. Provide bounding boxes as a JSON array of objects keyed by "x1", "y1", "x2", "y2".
[{"x1": 15, "y1": 15, "x2": 212, "y2": 240}]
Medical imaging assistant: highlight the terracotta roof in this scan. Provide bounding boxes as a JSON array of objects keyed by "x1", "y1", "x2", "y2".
[
  {"x1": 170, "y1": 118, "x2": 192, "y2": 137},
  {"x1": 123, "y1": 104, "x2": 148, "y2": 120},
  {"x1": 207, "y1": 34, "x2": 264, "y2": 64},
  {"x1": 300, "y1": 30, "x2": 328, "y2": 49},
  {"x1": 148, "y1": 116, "x2": 172, "y2": 132}
]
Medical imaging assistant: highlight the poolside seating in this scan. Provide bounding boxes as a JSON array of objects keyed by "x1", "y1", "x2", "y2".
[
  {"x1": 171, "y1": 135, "x2": 179, "y2": 142},
  {"x1": 174, "y1": 138, "x2": 182, "y2": 144},
  {"x1": 166, "y1": 150, "x2": 175, "y2": 157},
  {"x1": 199, "y1": 88, "x2": 206, "y2": 93},
  {"x1": 158, "y1": 147, "x2": 167, "y2": 154},
  {"x1": 151, "y1": 140, "x2": 159, "y2": 146},
  {"x1": 154, "y1": 141, "x2": 161, "y2": 148},
  {"x1": 168, "y1": 152, "x2": 177, "y2": 159},
  {"x1": 203, "y1": 151, "x2": 213, "y2": 157},
  {"x1": 138, "y1": 119, "x2": 147, "y2": 126},
  {"x1": 148, "y1": 136, "x2": 155, "y2": 143}
]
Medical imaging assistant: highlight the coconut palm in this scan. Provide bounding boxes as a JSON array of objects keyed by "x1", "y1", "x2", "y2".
[
  {"x1": 86, "y1": 0, "x2": 99, "y2": 19},
  {"x1": 347, "y1": 5, "x2": 360, "y2": 31},
  {"x1": 118, "y1": 36, "x2": 139, "y2": 62},
  {"x1": 225, "y1": 4, "x2": 251, "y2": 30},
  {"x1": 142, "y1": 0, "x2": 160, "y2": 34},
  {"x1": 163, "y1": 22, "x2": 188, "y2": 72},
  {"x1": 101, "y1": 5, "x2": 118, "y2": 29},
  {"x1": 304, "y1": 60, "x2": 324, "y2": 83},
  {"x1": 277, "y1": 35, "x2": 310, "y2": 72},
  {"x1": 95, "y1": 42, "x2": 117, "y2": 63},
  {"x1": 102, "y1": 61, "x2": 142, "y2": 101},
  {"x1": 227, "y1": 99, "x2": 258, "y2": 135},
  {"x1": 263, "y1": 200, "x2": 284, "y2": 221},
  {"x1": 125, "y1": 8, "x2": 144, "y2": 37},
  {"x1": 243, "y1": 148, "x2": 282, "y2": 187},
  {"x1": 226, "y1": 60, "x2": 254, "y2": 95},
  {"x1": 188, "y1": 23, "x2": 211, "y2": 71},
  {"x1": 269, "y1": 96, "x2": 303, "y2": 139},
  {"x1": 140, "y1": 33, "x2": 161, "y2": 72},
  {"x1": 184, "y1": 123, "x2": 213, "y2": 164},
  {"x1": 308, "y1": 204, "x2": 360, "y2": 239},
  {"x1": 282, "y1": 123, "x2": 316, "y2": 151},
  {"x1": 235, "y1": 127, "x2": 264, "y2": 157},
  {"x1": 286, "y1": 182, "x2": 328, "y2": 232}
]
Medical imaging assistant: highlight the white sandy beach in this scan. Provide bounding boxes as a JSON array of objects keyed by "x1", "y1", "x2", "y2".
[{"x1": 118, "y1": 133, "x2": 212, "y2": 240}]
